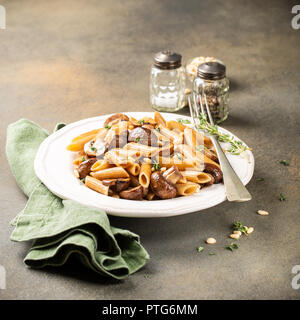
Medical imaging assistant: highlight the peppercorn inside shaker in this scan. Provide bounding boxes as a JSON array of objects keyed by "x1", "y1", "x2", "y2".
[
  {"x1": 150, "y1": 50, "x2": 186, "y2": 112},
  {"x1": 193, "y1": 62, "x2": 229, "y2": 123}
]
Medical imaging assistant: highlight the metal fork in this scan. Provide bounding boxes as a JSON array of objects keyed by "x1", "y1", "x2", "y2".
[{"x1": 188, "y1": 93, "x2": 252, "y2": 202}]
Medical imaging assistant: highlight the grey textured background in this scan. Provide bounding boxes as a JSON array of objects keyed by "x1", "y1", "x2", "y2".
[{"x1": 0, "y1": 0, "x2": 299, "y2": 299}]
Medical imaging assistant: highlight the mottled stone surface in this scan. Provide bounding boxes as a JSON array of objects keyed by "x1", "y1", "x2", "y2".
[{"x1": 0, "y1": 0, "x2": 299, "y2": 299}]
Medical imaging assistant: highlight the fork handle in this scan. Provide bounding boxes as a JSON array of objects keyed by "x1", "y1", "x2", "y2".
[{"x1": 210, "y1": 135, "x2": 252, "y2": 202}]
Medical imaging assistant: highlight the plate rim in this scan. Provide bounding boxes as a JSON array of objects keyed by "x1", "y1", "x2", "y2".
[{"x1": 34, "y1": 112, "x2": 255, "y2": 218}]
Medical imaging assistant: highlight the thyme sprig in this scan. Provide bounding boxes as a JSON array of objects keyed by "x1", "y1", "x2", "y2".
[{"x1": 197, "y1": 114, "x2": 251, "y2": 157}]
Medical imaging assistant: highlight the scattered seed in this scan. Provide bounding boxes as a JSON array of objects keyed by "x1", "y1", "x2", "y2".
[
  {"x1": 233, "y1": 230, "x2": 242, "y2": 236},
  {"x1": 257, "y1": 210, "x2": 269, "y2": 216},
  {"x1": 206, "y1": 237, "x2": 216, "y2": 244},
  {"x1": 230, "y1": 233, "x2": 240, "y2": 239},
  {"x1": 247, "y1": 227, "x2": 254, "y2": 234}
]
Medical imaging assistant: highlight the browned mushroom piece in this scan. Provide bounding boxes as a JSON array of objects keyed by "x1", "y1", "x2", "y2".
[
  {"x1": 150, "y1": 171, "x2": 177, "y2": 199},
  {"x1": 204, "y1": 149, "x2": 219, "y2": 163},
  {"x1": 128, "y1": 127, "x2": 158, "y2": 147},
  {"x1": 119, "y1": 185, "x2": 144, "y2": 200},
  {"x1": 163, "y1": 166, "x2": 183, "y2": 185},
  {"x1": 102, "y1": 178, "x2": 131, "y2": 192},
  {"x1": 104, "y1": 113, "x2": 129, "y2": 127},
  {"x1": 204, "y1": 162, "x2": 223, "y2": 183},
  {"x1": 77, "y1": 158, "x2": 98, "y2": 179},
  {"x1": 84, "y1": 138, "x2": 106, "y2": 158}
]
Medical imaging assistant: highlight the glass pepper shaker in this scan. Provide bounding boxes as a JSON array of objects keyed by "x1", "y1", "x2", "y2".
[
  {"x1": 193, "y1": 61, "x2": 229, "y2": 123},
  {"x1": 150, "y1": 50, "x2": 186, "y2": 112}
]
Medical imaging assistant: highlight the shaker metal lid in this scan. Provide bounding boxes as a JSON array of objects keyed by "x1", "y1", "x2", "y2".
[
  {"x1": 197, "y1": 61, "x2": 226, "y2": 80},
  {"x1": 154, "y1": 50, "x2": 182, "y2": 70}
]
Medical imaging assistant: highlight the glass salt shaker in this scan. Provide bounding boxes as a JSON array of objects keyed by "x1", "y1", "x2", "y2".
[
  {"x1": 193, "y1": 61, "x2": 229, "y2": 123},
  {"x1": 150, "y1": 50, "x2": 186, "y2": 112}
]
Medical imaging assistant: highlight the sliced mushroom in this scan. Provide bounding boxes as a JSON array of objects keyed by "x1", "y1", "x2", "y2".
[
  {"x1": 204, "y1": 149, "x2": 219, "y2": 163},
  {"x1": 120, "y1": 185, "x2": 143, "y2": 200},
  {"x1": 163, "y1": 166, "x2": 183, "y2": 185},
  {"x1": 128, "y1": 127, "x2": 158, "y2": 147},
  {"x1": 150, "y1": 171, "x2": 177, "y2": 199},
  {"x1": 104, "y1": 113, "x2": 129, "y2": 127},
  {"x1": 102, "y1": 178, "x2": 131, "y2": 192},
  {"x1": 84, "y1": 138, "x2": 106, "y2": 158},
  {"x1": 204, "y1": 162, "x2": 223, "y2": 183},
  {"x1": 77, "y1": 158, "x2": 98, "y2": 179}
]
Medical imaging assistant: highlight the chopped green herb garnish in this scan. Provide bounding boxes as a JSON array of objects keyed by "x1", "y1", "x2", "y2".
[
  {"x1": 105, "y1": 125, "x2": 112, "y2": 130},
  {"x1": 226, "y1": 243, "x2": 238, "y2": 252},
  {"x1": 257, "y1": 177, "x2": 264, "y2": 182},
  {"x1": 175, "y1": 153, "x2": 182, "y2": 160},
  {"x1": 233, "y1": 221, "x2": 248, "y2": 235},
  {"x1": 138, "y1": 120, "x2": 145, "y2": 125},
  {"x1": 209, "y1": 252, "x2": 215, "y2": 256},
  {"x1": 198, "y1": 114, "x2": 251, "y2": 157},
  {"x1": 91, "y1": 147, "x2": 97, "y2": 152},
  {"x1": 153, "y1": 162, "x2": 161, "y2": 171},
  {"x1": 280, "y1": 160, "x2": 289, "y2": 166},
  {"x1": 177, "y1": 118, "x2": 191, "y2": 124},
  {"x1": 279, "y1": 193, "x2": 286, "y2": 201},
  {"x1": 135, "y1": 137, "x2": 141, "y2": 142},
  {"x1": 156, "y1": 127, "x2": 161, "y2": 132},
  {"x1": 197, "y1": 246, "x2": 204, "y2": 253},
  {"x1": 81, "y1": 156, "x2": 86, "y2": 162}
]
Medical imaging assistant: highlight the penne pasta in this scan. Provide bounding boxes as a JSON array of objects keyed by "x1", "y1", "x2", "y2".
[
  {"x1": 68, "y1": 112, "x2": 222, "y2": 201},
  {"x1": 126, "y1": 162, "x2": 141, "y2": 176},
  {"x1": 154, "y1": 111, "x2": 167, "y2": 127},
  {"x1": 124, "y1": 142, "x2": 160, "y2": 157},
  {"x1": 180, "y1": 171, "x2": 212, "y2": 184},
  {"x1": 139, "y1": 163, "x2": 151, "y2": 188},
  {"x1": 158, "y1": 125, "x2": 183, "y2": 145},
  {"x1": 158, "y1": 156, "x2": 196, "y2": 170},
  {"x1": 91, "y1": 159, "x2": 114, "y2": 172},
  {"x1": 85, "y1": 176, "x2": 109, "y2": 195},
  {"x1": 90, "y1": 166, "x2": 130, "y2": 180},
  {"x1": 167, "y1": 120, "x2": 187, "y2": 132},
  {"x1": 175, "y1": 182, "x2": 200, "y2": 196},
  {"x1": 71, "y1": 129, "x2": 100, "y2": 143}
]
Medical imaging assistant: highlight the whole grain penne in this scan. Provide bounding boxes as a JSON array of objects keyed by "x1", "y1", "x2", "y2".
[
  {"x1": 91, "y1": 159, "x2": 114, "y2": 172},
  {"x1": 180, "y1": 171, "x2": 212, "y2": 184},
  {"x1": 167, "y1": 120, "x2": 187, "y2": 132},
  {"x1": 71, "y1": 129, "x2": 100, "y2": 143},
  {"x1": 159, "y1": 125, "x2": 183, "y2": 145},
  {"x1": 154, "y1": 111, "x2": 167, "y2": 127},
  {"x1": 126, "y1": 162, "x2": 141, "y2": 176},
  {"x1": 124, "y1": 142, "x2": 160, "y2": 157},
  {"x1": 158, "y1": 156, "x2": 196, "y2": 170},
  {"x1": 105, "y1": 149, "x2": 135, "y2": 167},
  {"x1": 175, "y1": 182, "x2": 200, "y2": 196},
  {"x1": 139, "y1": 163, "x2": 151, "y2": 188},
  {"x1": 85, "y1": 176, "x2": 109, "y2": 195},
  {"x1": 90, "y1": 166, "x2": 130, "y2": 179}
]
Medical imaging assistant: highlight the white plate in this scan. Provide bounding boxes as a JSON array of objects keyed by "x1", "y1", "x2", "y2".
[{"x1": 34, "y1": 112, "x2": 254, "y2": 218}]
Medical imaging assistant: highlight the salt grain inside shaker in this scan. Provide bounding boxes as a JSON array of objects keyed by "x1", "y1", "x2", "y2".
[{"x1": 150, "y1": 50, "x2": 186, "y2": 112}]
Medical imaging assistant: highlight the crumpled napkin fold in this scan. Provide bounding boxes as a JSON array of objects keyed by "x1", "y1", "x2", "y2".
[{"x1": 6, "y1": 119, "x2": 149, "y2": 280}]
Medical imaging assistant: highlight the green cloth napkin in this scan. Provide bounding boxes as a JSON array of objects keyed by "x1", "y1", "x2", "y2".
[{"x1": 6, "y1": 119, "x2": 149, "y2": 280}]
